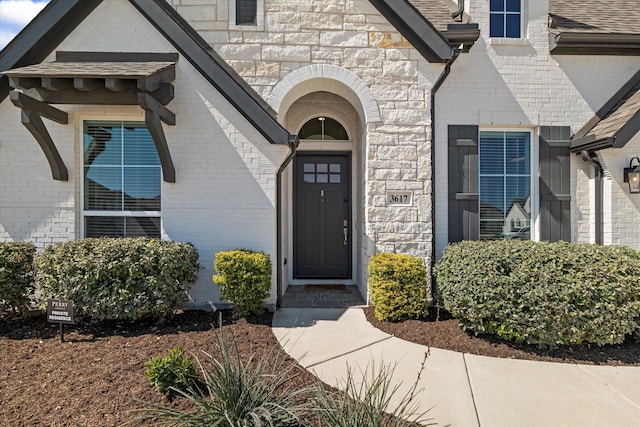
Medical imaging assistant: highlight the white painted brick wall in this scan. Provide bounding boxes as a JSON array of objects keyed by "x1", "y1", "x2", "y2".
[
  {"x1": 0, "y1": 101, "x2": 76, "y2": 248},
  {"x1": 435, "y1": 0, "x2": 640, "y2": 255},
  {"x1": 598, "y1": 136, "x2": 640, "y2": 250},
  {"x1": 0, "y1": 0, "x2": 288, "y2": 306}
]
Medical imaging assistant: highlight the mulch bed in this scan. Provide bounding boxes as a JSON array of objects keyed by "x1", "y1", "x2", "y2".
[
  {"x1": 0, "y1": 310, "x2": 318, "y2": 426},
  {"x1": 364, "y1": 306, "x2": 640, "y2": 366},
  {"x1": 3, "y1": 306, "x2": 639, "y2": 426}
]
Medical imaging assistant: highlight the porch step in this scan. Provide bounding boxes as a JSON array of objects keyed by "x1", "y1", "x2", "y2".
[{"x1": 281, "y1": 285, "x2": 365, "y2": 308}]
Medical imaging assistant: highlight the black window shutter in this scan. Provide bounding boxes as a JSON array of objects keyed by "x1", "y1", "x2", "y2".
[
  {"x1": 448, "y1": 125, "x2": 479, "y2": 243},
  {"x1": 236, "y1": 0, "x2": 257, "y2": 25},
  {"x1": 539, "y1": 126, "x2": 571, "y2": 242}
]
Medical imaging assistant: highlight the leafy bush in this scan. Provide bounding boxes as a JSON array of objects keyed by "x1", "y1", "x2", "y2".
[
  {"x1": 312, "y1": 356, "x2": 432, "y2": 427},
  {"x1": 369, "y1": 253, "x2": 428, "y2": 322},
  {"x1": 145, "y1": 347, "x2": 197, "y2": 394},
  {"x1": 136, "y1": 328, "x2": 310, "y2": 426},
  {"x1": 35, "y1": 238, "x2": 199, "y2": 321},
  {"x1": 213, "y1": 249, "x2": 271, "y2": 316},
  {"x1": 0, "y1": 242, "x2": 36, "y2": 314},
  {"x1": 435, "y1": 240, "x2": 640, "y2": 347}
]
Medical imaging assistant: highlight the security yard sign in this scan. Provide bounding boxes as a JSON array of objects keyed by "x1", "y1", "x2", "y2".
[{"x1": 47, "y1": 300, "x2": 74, "y2": 342}]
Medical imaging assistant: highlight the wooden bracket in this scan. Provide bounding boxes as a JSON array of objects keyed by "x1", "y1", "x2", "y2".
[
  {"x1": 138, "y1": 92, "x2": 176, "y2": 182},
  {"x1": 9, "y1": 91, "x2": 69, "y2": 181}
]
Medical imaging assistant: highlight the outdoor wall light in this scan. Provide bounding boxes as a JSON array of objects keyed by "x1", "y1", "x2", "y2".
[{"x1": 623, "y1": 157, "x2": 640, "y2": 194}]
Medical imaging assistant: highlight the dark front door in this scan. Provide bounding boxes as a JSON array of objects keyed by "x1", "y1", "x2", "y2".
[{"x1": 294, "y1": 153, "x2": 351, "y2": 279}]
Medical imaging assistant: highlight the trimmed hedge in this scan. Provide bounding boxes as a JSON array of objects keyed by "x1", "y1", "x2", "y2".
[
  {"x1": 435, "y1": 240, "x2": 640, "y2": 347},
  {"x1": 369, "y1": 252, "x2": 428, "y2": 322},
  {"x1": 213, "y1": 249, "x2": 271, "y2": 316},
  {"x1": 0, "y1": 242, "x2": 36, "y2": 313},
  {"x1": 35, "y1": 238, "x2": 199, "y2": 321}
]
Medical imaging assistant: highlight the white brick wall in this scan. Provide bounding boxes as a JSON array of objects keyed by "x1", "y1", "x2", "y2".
[
  {"x1": 0, "y1": 0, "x2": 288, "y2": 306},
  {"x1": 0, "y1": 100, "x2": 76, "y2": 248},
  {"x1": 435, "y1": 0, "x2": 640, "y2": 255},
  {"x1": 598, "y1": 136, "x2": 640, "y2": 249}
]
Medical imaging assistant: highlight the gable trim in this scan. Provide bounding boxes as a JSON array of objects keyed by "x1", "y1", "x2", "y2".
[
  {"x1": 571, "y1": 69, "x2": 640, "y2": 152},
  {"x1": 550, "y1": 32, "x2": 640, "y2": 56},
  {"x1": 0, "y1": 0, "x2": 103, "y2": 102},
  {"x1": 368, "y1": 0, "x2": 455, "y2": 63}
]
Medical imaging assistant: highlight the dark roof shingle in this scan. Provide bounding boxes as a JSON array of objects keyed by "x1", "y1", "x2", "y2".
[
  {"x1": 408, "y1": 0, "x2": 459, "y2": 32},
  {"x1": 550, "y1": 0, "x2": 640, "y2": 34}
]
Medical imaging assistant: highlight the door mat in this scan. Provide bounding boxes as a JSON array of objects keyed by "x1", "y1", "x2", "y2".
[{"x1": 303, "y1": 284, "x2": 347, "y2": 292}]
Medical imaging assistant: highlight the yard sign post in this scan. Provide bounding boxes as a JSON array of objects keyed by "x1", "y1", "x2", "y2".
[{"x1": 46, "y1": 300, "x2": 74, "y2": 343}]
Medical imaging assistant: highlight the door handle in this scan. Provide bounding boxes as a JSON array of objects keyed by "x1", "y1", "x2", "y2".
[{"x1": 343, "y1": 220, "x2": 348, "y2": 246}]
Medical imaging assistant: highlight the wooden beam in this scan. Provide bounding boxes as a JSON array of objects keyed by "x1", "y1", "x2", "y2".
[
  {"x1": 138, "y1": 92, "x2": 175, "y2": 183},
  {"x1": 41, "y1": 77, "x2": 73, "y2": 91},
  {"x1": 105, "y1": 78, "x2": 134, "y2": 91},
  {"x1": 36, "y1": 84, "x2": 173, "y2": 105},
  {"x1": 8, "y1": 76, "x2": 41, "y2": 90},
  {"x1": 73, "y1": 78, "x2": 103, "y2": 91},
  {"x1": 10, "y1": 90, "x2": 68, "y2": 124},
  {"x1": 9, "y1": 91, "x2": 69, "y2": 181},
  {"x1": 138, "y1": 67, "x2": 175, "y2": 92},
  {"x1": 138, "y1": 92, "x2": 175, "y2": 125}
]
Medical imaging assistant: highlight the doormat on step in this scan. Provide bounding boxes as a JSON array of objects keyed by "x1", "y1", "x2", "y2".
[{"x1": 303, "y1": 284, "x2": 347, "y2": 292}]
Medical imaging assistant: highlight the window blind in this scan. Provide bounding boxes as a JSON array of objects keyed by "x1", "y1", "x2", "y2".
[{"x1": 83, "y1": 121, "x2": 161, "y2": 238}]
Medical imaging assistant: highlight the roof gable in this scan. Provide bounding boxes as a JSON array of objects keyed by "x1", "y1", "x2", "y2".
[
  {"x1": 0, "y1": 0, "x2": 292, "y2": 146},
  {"x1": 0, "y1": 0, "x2": 102, "y2": 101},
  {"x1": 571, "y1": 69, "x2": 640, "y2": 152}
]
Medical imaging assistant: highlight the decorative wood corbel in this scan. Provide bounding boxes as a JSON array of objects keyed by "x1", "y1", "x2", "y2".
[
  {"x1": 9, "y1": 91, "x2": 69, "y2": 181},
  {"x1": 137, "y1": 92, "x2": 176, "y2": 183}
]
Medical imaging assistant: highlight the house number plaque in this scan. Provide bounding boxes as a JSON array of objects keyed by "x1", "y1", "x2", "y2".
[{"x1": 386, "y1": 191, "x2": 412, "y2": 206}]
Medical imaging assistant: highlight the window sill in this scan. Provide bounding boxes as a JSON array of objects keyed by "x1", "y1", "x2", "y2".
[
  {"x1": 229, "y1": 23, "x2": 264, "y2": 31},
  {"x1": 489, "y1": 37, "x2": 529, "y2": 46}
]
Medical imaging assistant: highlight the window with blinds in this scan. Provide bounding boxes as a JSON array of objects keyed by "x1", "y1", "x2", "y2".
[
  {"x1": 236, "y1": 0, "x2": 257, "y2": 25},
  {"x1": 479, "y1": 131, "x2": 530, "y2": 240},
  {"x1": 83, "y1": 121, "x2": 161, "y2": 238}
]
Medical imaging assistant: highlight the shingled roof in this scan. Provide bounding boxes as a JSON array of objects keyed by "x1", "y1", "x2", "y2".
[
  {"x1": 549, "y1": 0, "x2": 640, "y2": 54},
  {"x1": 571, "y1": 69, "x2": 640, "y2": 152},
  {"x1": 408, "y1": 0, "x2": 461, "y2": 32},
  {"x1": 550, "y1": 0, "x2": 640, "y2": 34},
  {"x1": 407, "y1": 0, "x2": 479, "y2": 52}
]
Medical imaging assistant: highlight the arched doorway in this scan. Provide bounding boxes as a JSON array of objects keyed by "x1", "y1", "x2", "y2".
[
  {"x1": 294, "y1": 117, "x2": 351, "y2": 278},
  {"x1": 284, "y1": 92, "x2": 362, "y2": 286}
]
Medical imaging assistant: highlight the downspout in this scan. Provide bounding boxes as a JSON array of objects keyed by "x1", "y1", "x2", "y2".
[
  {"x1": 276, "y1": 134, "x2": 299, "y2": 308},
  {"x1": 580, "y1": 150, "x2": 603, "y2": 245},
  {"x1": 451, "y1": 0, "x2": 465, "y2": 22},
  {"x1": 430, "y1": 49, "x2": 461, "y2": 303}
]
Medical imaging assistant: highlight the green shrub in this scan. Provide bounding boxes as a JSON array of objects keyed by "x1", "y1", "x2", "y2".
[
  {"x1": 369, "y1": 253, "x2": 428, "y2": 322},
  {"x1": 435, "y1": 240, "x2": 640, "y2": 347},
  {"x1": 0, "y1": 242, "x2": 36, "y2": 314},
  {"x1": 35, "y1": 237, "x2": 199, "y2": 321},
  {"x1": 213, "y1": 249, "x2": 271, "y2": 316},
  {"x1": 136, "y1": 328, "x2": 310, "y2": 426},
  {"x1": 145, "y1": 347, "x2": 197, "y2": 394}
]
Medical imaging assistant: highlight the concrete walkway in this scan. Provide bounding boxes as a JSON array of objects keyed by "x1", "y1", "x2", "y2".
[{"x1": 272, "y1": 307, "x2": 640, "y2": 427}]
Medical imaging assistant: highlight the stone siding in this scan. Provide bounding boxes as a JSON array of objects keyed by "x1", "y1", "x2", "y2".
[{"x1": 170, "y1": 0, "x2": 445, "y2": 272}]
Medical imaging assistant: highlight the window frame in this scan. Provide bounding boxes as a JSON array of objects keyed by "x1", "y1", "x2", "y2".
[
  {"x1": 81, "y1": 118, "x2": 162, "y2": 239},
  {"x1": 489, "y1": 0, "x2": 524, "y2": 40},
  {"x1": 229, "y1": 0, "x2": 264, "y2": 31},
  {"x1": 478, "y1": 128, "x2": 538, "y2": 241}
]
